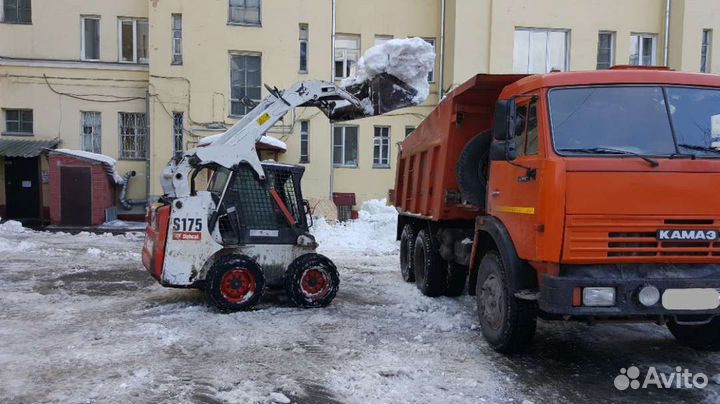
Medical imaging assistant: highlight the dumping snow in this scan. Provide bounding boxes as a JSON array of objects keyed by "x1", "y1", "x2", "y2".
[
  {"x1": 341, "y1": 37, "x2": 436, "y2": 105},
  {"x1": 52, "y1": 149, "x2": 125, "y2": 184},
  {"x1": 198, "y1": 133, "x2": 287, "y2": 151}
]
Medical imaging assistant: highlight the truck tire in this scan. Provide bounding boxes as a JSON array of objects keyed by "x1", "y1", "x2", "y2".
[
  {"x1": 206, "y1": 255, "x2": 265, "y2": 312},
  {"x1": 667, "y1": 318, "x2": 720, "y2": 351},
  {"x1": 456, "y1": 131, "x2": 491, "y2": 208},
  {"x1": 400, "y1": 224, "x2": 416, "y2": 282},
  {"x1": 475, "y1": 251, "x2": 536, "y2": 353},
  {"x1": 413, "y1": 229, "x2": 447, "y2": 297},
  {"x1": 284, "y1": 253, "x2": 340, "y2": 308},
  {"x1": 445, "y1": 262, "x2": 468, "y2": 297}
]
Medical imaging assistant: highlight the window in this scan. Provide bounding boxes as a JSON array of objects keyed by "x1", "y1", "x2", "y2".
[
  {"x1": 629, "y1": 33, "x2": 657, "y2": 66},
  {"x1": 373, "y1": 126, "x2": 390, "y2": 167},
  {"x1": 299, "y1": 23, "x2": 308, "y2": 73},
  {"x1": 119, "y1": 18, "x2": 149, "y2": 63},
  {"x1": 334, "y1": 34, "x2": 360, "y2": 80},
  {"x1": 229, "y1": 0, "x2": 261, "y2": 25},
  {"x1": 333, "y1": 125, "x2": 358, "y2": 167},
  {"x1": 172, "y1": 14, "x2": 182, "y2": 65},
  {"x1": 80, "y1": 112, "x2": 101, "y2": 153},
  {"x1": 596, "y1": 31, "x2": 615, "y2": 69},
  {"x1": 405, "y1": 126, "x2": 415, "y2": 137},
  {"x1": 119, "y1": 112, "x2": 147, "y2": 159},
  {"x1": 173, "y1": 112, "x2": 183, "y2": 157},
  {"x1": 230, "y1": 53, "x2": 262, "y2": 116},
  {"x1": 374, "y1": 35, "x2": 392, "y2": 46},
  {"x1": 81, "y1": 16, "x2": 100, "y2": 61},
  {"x1": 424, "y1": 38, "x2": 436, "y2": 82},
  {"x1": 701, "y1": 29, "x2": 713, "y2": 73},
  {"x1": 299, "y1": 120, "x2": 309, "y2": 163},
  {"x1": 514, "y1": 100, "x2": 538, "y2": 156},
  {"x1": 513, "y1": 28, "x2": 569, "y2": 73},
  {"x1": 2, "y1": 0, "x2": 30, "y2": 24},
  {"x1": 4, "y1": 109, "x2": 32, "y2": 134}
]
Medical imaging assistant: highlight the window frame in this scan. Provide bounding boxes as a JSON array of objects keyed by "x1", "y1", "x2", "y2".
[
  {"x1": 701, "y1": 29, "x2": 713, "y2": 73},
  {"x1": 118, "y1": 112, "x2": 147, "y2": 160},
  {"x1": 80, "y1": 111, "x2": 102, "y2": 153},
  {"x1": 374, "y1": 35, "x2": 393, "y2": 46},
  {"x1": 596, "y1": 31, "x2": 615, "y2": 70},
  {"x1": 171, "y1": 13, "x2": 183, "y2": 65},
  {"x1": 118, "y1": 18, "x2": 149, "y2": 64},
  {"x1": 3, "y1": 108, "x2": 33, "y2": 135},
  {"x1": 172, "y1": 111, "x2": 184, "y2": 157},
  {"x1": 513, "y1": 27, "x2": 570, "y2": 74},
  {"x1": 423, "y1": 37, "x2": 437, "y2": 83},
  {"x1": 81, "y1": 15, "x2": 101, "y2": 61},
  {"x1": 299, "y1": 120, "x2": 309, "y2": 163},
  {"x1": 629, "y1": 33, "x2": 658, "y2": 66},
  {"x1": 332, "y1": 125, "x2": 359, "y2": 168},
  {"x1": 228, "y1": 0, "x2": 262, "y2": 26},
  {"x1": 373, "y1": 126, "x2": 391, "y2": 168},
  {"x1": 229, "y1": 51, "x2": 262, "y2": 117},
  {"x1": 404, "y1": 126, "x2": 415, "y2": 138},
  {"x1": 2, "y1": 0, "x2": 31, "y2": 24},
  {"x1": 299, "y1": 23, "x2": 309, "y2": 74},
  {"x1": 334, "y1": 34, "x2": 360, "y2": 80}
]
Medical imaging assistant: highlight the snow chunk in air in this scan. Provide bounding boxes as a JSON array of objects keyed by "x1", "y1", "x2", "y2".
[
  {"x1": 341, "y1": 37, "x2": 436, "y2": 105},
  {"x1": 52, "y1": 149, "x2": 125, "y2": 184}
]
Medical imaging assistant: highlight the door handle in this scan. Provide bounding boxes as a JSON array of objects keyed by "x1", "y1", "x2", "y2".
[{"x1": 491, "y1": 191, "x2": 501, "y2": 197}]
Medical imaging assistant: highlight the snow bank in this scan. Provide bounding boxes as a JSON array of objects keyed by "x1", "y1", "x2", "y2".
[
  {"x1": 53, "y1": 149, "x2": 125, "y2": 184},
  {"x1": 198, "y1": 133, "x2": 287, "y2": 151},
  {"x1": 311, "y1": 199, "x2": 398, "y2": 256},
  {"x1": 0, "y1": 219, "x2": 25, "y2": 233},
  {"x1": 341, "y1": 37, "x2": 435, "y2": 105}
]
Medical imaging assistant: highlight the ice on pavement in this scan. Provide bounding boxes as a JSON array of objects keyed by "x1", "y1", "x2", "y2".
[{"x1": 341, "y1": 37, "x2": 436, "y2": 105}]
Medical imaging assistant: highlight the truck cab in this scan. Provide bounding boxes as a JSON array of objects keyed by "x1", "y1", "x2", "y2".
[{"x1": 394, "y1": 67, "x2": 720, "y2": 353}]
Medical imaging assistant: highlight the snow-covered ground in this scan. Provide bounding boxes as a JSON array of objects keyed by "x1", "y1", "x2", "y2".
[{"x1": 2, "y1": 202, "x2": 720, "y2": 404}]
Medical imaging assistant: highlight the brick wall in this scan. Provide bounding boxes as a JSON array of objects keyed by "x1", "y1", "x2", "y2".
[{"x1": 49, "y1": 155, "x2": 116, "y2": 226}]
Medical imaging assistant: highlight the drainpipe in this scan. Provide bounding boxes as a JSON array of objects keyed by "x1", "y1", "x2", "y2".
[
  {"x1": 145, "y1": 90, "x2": 151, "y2": 205},
  {"x1": 120, "y1": 171, "x2": 147, "y2": 210},
  {"x1": 439, "y1": 0, "x2": 446, "y2": 98},
  {"x1": 329, "y1": 0, "x2": 337, "y2": 199},
  {"x1": 664, "y1": 0, "x2": 671, "y2": 66}
]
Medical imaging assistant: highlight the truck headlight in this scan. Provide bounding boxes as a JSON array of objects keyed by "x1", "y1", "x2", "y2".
[
  {"x1": 638, "y1": 285, "x2": 660, "y2": 307},
  {"x1": 582, "y1": 287, "x2": 616, "y2": 307}
]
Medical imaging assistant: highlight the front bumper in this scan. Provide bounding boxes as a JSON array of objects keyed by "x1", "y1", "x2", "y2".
[{"x1": 539, "y1": 264, "x2": 720, "y2": 317}]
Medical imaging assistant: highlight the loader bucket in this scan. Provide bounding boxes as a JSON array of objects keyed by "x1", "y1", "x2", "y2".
[{"x1": 329, "y1": 73, "x2": 419, "y2": 122}]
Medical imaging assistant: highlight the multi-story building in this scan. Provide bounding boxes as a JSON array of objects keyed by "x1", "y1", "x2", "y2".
[{"x1": 1, "y1": 0, "x2": 719, "y2": 223}]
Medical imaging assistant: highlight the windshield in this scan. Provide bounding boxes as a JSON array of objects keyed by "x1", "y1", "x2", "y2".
[{"x1": 549, "y1": 86, "x2": 720, "y2": 157}]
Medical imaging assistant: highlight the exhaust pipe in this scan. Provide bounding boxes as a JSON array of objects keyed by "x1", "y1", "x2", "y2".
[{"x1": 120, "y1": 171, "x2": 147, "y2": 210}]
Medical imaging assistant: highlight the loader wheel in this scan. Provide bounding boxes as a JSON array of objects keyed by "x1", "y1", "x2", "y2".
[
  {"x1": 206, "y1": 256, "x2": 265, "y2": 312},
  {"x1": 445, "y1": 262, "x2": 468, "y2": 297},
  {"x1": 399, "y1": 224, "x2": 416, "y2": 282},
  {"x1": 475, "y1": 251, "x2": 536, "y2": 353},
  {"x1": 667, "y1": 317, "x2": 720, "y2": 351},
  {"x1": 413, "y1": 229, "x2": 447, "y2": 297},
  {"x1": 285, "y1": 253, "x2": 340, "y2": 308}
]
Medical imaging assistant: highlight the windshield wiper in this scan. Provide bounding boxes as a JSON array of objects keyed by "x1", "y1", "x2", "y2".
[
  {"x1": 678, "y1": 144, "x2": 720, "y2": 154},
  {"x1": 558, "y1": 147, "x2": 659, "y2": 167}
]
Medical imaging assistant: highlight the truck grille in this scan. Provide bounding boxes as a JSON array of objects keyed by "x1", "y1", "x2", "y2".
[{"x1": 563, "y1": 216, "x2": 720, "y2": 263}]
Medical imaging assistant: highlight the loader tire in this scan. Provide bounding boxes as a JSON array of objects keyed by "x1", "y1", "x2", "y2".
[
  {"x1": 413, "y1": 229, "x2": 447, "y2": 297},
  {"x1": 667, "y1": 317, "x2": 720, "y2": 351},
  {"x1": 284, "y1": 253, "x2": 340, "y2": 308},
  {"x1": 206, "y1": 255, "x2": 265, "y2": 312},
  {"x1": 399, "y1": 224, "x2": 416, "y2": 282},
  {"x1": 456, "y1": 131, "x2": 491, "y2": 208},
  {"x1": 475, "y1": 251, "x2": 536, "y2": 353},
  {"x1": 445, "y1": 262, "x2": 468, "y2": 297}
]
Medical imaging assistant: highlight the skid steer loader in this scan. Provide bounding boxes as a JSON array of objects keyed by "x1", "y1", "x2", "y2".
[{"x1": 141, "y1": 74, "x2": 421, "y2": 311}]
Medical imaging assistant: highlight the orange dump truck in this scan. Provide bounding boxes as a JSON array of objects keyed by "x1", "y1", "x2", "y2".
[{"x1": 394, "y1": 67, "x2": 720, "y2": 353}]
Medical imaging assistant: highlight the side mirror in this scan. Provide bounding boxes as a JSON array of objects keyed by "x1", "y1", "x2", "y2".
[
  {"x1": 493, "y1": 99, "x2": 517, "y2": 141},
  {"x1": 489, "y1": 141, "x2": 517, "y2": 161}
]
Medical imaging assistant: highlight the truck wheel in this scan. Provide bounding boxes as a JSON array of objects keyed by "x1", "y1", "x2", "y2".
[
  {"x1": 445, "y1": 262, "x2": 468, "y2": 297},
  {"x1": 284, "y1": 253, "x2": 340, "y2": 308},
  {"x1": 400, "y1": 224, "x2": 416, "y2": 282},
  {"x1": 413, "y1": 229, "x2": 447, "y2": 297},
  {"x1": 667, "y1": 317, "x2": 720, "y2": 351},
  {"x1": 206, "y1": 255, "x2": 265, "y2": 312},
  {"x1": 475, "y1": 251, "x2": 536, "y2": 353}
]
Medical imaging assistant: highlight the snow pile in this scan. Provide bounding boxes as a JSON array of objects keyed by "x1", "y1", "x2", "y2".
[
  {"x1": 53, "y1": 149, "x2": 125, "y2": 184},
  {"x1": 198, "y1": 134, "x2": 287, "y2": 151},
  {"x1": 341, "y1": 37, "x2": 436, "y2": 105},
  {"x1": 312, "y1": 199, "x2": 398, "y2": 256},
  {"x1": 0, "y1": 219, "x2": 25, "y2": 233}
]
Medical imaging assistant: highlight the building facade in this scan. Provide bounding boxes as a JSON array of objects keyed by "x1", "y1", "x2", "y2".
[{"x1": 1, "y1": 0, "x2": 719, "y2": 222}]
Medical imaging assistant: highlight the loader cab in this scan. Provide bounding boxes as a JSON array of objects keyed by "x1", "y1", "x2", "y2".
[{"x1": 206, "y1": 162, "x2": 311, "y2": 246}]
